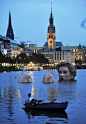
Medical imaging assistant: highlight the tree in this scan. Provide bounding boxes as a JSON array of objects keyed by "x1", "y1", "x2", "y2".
[
  {"x1": 0, "y1": 51, "x2": 49, "y2": 65},
  {"x1": 15, "y1": 53, "x2": 31, "y2": 64},
  {"x1": 0, "y1": 51, "x2": 6, "y2": 62},
  {"x1": 30, "y1": 53, "x2": 49, "y2": 64}
]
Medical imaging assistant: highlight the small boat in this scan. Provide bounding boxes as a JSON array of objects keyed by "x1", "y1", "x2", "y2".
[{"x1": 24, "y1": 101, "x2": 68, "y2": 111}]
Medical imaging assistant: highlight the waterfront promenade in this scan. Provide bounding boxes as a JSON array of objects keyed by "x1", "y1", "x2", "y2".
[{"x1": 1, "y1": 64, "x2": 86, "y2": 73}]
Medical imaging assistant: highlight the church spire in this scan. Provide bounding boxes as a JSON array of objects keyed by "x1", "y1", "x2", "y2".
[
  {"x1": 9, "y1": 11, "x2": 12, "y2": 27},
  {"x1": 51, "y1": 2, "x2": 52, "y2": 16},
  {"x1": 6, "y1": 11, "x2": 14, "y2": 40},
  {"x1": 47, "y1": 2, "x2": 56, "y2": 49},
  {"x1": 49, "y1": 2, "x2": 53, "y2": 24}
]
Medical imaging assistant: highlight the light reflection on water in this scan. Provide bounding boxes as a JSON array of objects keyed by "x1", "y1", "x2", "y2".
[{"x1": 0, "y1": 70, "x2": 86, "y2": 124}]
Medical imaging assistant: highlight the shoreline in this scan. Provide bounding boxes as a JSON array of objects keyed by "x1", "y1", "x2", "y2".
[
  {"x1": 0, "y1": 67, "x2": 22, "y2": 73},
  {"x1": 1, "y1": 64, "x2": 86, "y2": 73}
]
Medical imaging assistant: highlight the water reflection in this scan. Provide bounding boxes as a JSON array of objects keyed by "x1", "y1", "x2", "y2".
[
  {"x1": 47, "y1": 87, "x2": 58, "y2": 101},
  {"x1": 57, "y1": 80, "x2": 77, "y2": 101},
  {"x1": 6, "y1": 87, "x2": 15, "y2": 117},
  {"x1": 24, "y1": 108, "x2": 68, "y2": 119},
  {"x1": 0, "y1": 87, "x2": 16, "y2": 122}
]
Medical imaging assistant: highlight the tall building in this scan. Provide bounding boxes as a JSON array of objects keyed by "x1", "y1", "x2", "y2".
[
  {"x1": 47, "y1": 3, "x2": 56, "y2": 49},
  {"x1": 6, "y1": 11, "x2": 14, "y2": 40}
]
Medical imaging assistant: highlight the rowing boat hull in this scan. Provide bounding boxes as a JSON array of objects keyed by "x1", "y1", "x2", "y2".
[{"x1": 24, "y1": 101, "x2": 68, "y2": 111}]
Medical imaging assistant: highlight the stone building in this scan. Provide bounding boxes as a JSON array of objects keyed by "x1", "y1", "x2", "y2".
[{"x1": 37, "y1": 47, "x2": 74, "y2": 64}]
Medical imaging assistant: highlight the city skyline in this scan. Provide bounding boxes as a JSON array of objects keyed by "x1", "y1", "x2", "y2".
[{"x1": 0, "y1": 0, "x2": 86, "y2": 46}]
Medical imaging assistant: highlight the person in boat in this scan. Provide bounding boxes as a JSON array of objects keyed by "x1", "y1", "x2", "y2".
[
  {"x1": 42, "y1": 73, "x2": 55, "y2": 83},
  {"x1": 57, "y1": 62, "x2": 77, "y2": 81},
  {"x1": 25, "y1": 93, "x2": 42, "y2": 104},
  {"x1": 25, "y1": 93, "x2": 33, "y2": 103}
]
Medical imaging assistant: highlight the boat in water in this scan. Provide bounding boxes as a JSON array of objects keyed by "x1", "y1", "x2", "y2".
[{"x1": 24, "y1": 101, "x2": 68, "y2": 111}]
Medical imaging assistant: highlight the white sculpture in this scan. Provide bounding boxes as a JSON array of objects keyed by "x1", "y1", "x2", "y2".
[
  {"x1": 43, "y1": 73, "x2": 55, "y2": 83},
  {"x1": 18, "y1": 73, "x2": 33, "y2": 83}
]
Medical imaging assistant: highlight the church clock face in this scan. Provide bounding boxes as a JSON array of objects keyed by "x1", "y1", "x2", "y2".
[{"x1": 50, "y1": 41, "x2": 52, "y2": 44}]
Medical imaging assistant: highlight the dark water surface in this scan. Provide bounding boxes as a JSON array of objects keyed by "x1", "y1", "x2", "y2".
[{"x1": 0, "y1": 70, "x2": 86, "y2": 124}]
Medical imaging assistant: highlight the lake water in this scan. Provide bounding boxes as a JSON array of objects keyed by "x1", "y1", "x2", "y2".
[{"x1": 0, "y1": 69, "x2": 86, "y2": 124}]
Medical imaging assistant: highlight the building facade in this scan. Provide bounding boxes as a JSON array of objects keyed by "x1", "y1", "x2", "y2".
[
  {"x1": 37, "y1": 47, "x2": 74, "y2": 64},
  {"x1": 74, "y1": 44, "x2": 84, "y2": 64},
  {"x1": 0, "y1": 35, "x2": 11, "y2": 56}
]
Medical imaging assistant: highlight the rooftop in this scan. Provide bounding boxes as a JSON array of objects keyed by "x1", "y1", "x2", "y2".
[{"x1": 44, "y1": 41, "x2": 63, "y2": 47}]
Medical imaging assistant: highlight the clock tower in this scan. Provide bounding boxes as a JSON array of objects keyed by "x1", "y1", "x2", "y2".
[{"x1": 47, "y1": 3, "x2": 56, "y2": 49}]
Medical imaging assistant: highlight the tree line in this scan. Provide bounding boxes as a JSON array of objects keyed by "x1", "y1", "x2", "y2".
[{"x1": 0, "y1": 51, "x2": 49, "y2": 65}]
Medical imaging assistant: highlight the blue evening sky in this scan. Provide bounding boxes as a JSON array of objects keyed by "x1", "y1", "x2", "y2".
[{"x1": 0, "y1": 0, "x2": 86, "y2": 46}]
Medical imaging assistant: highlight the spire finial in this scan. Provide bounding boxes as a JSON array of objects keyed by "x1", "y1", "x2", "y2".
[
  {"x1": 9, "y1": 10, "x2": 12, "y2": 27},
  {"x1": 51, "y1": 2, "x2": 52, "y2": 14}
]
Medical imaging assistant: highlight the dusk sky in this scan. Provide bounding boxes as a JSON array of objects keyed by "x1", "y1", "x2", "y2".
[{"x1": 0, "y1": 0, "x2": 86, "y2": 46}]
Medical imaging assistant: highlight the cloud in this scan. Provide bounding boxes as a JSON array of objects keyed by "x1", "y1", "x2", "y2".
[{"x1": 81, "y1": 17, "x2": 86, "y2": 30}]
